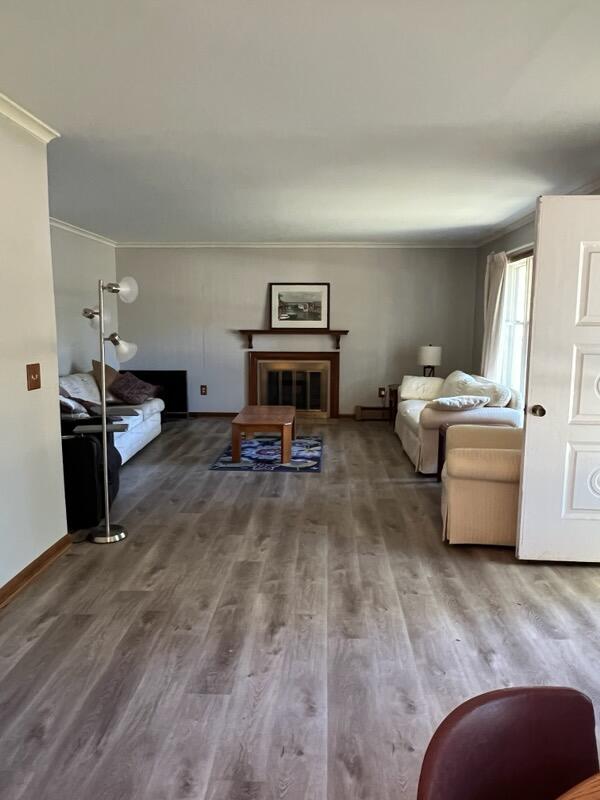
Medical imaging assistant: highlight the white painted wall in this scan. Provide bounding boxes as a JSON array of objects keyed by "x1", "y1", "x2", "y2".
[
  {"x1": 0, "y1": 113, "x2": 67, "y2": 588},
  {"x1": 51, "y1": 224, "x2": 118, "y2": 374},
  {"x1": 116, "y1": 246, "x2": 477, "y2": 414}
]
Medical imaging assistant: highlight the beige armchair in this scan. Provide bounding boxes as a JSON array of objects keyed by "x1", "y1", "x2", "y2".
[{"x1": 441, "y1": 425, "x2": 524, "y2": 546}]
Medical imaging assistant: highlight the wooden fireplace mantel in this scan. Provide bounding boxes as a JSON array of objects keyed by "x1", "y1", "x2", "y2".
[
  {"x1": 239, "y1": 329, "x2": 349, "y2": 350},
  {"x1": 248, "y1": 351, "x2": 340, "y2": 418}
]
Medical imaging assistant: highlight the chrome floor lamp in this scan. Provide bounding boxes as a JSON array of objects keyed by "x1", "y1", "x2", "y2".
[{"x1": 82, "y1": 276, "x2": 139, "y2": 544}]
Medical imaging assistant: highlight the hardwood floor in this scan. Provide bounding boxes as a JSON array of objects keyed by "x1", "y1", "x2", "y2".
[{"x1": 1, "y1": 417, "x2": 600, "y2": 799}]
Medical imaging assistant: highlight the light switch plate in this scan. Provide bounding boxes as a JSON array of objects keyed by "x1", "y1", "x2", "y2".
[{"x1": 26, "y1": 363, "x2": 41, "y2": 391}]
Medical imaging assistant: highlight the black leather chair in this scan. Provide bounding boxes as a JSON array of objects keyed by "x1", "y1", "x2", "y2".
[
  {"x1": 61, "y1": 417, "x2": 122, "y2": 532},
  {"x1": 418, "y1": 687, "x2": 599, "y2": 800}
]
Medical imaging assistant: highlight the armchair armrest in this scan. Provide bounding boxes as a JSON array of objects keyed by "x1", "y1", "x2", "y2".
[
  {"x1": 446, "y1": 424, "x2": 524, "y2": 452},
  {"x1": 446, "y1": 447, "x2": 521, "y2": 483}
]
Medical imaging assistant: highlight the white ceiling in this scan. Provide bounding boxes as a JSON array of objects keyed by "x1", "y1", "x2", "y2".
[{"x1": 2, "y1": 0, "x2": 600, "y2": 244}]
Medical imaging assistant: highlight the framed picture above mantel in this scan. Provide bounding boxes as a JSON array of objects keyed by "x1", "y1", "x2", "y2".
[{"x1": 269, "y1": 282, "x2": 330, "y2": 330}]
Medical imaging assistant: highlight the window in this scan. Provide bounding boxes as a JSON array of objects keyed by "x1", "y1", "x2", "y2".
[{"x1": 498, "y1": 253, "x2": 533, "y2": 396}]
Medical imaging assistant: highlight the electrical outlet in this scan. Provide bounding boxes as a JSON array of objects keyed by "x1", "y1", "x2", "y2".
[
  {"x1": 200, "y1": 384, "x2": 207, "y2": 396},
  {"x1": 378, "y1": 386, "x2": 386, "y2": 399},
  {"x1": 26, "y1": 363, "x2": 41, "y2": 391}
]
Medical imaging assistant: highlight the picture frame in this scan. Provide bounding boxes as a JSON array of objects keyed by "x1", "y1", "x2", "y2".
[{"x1": 269, "y1": 282, "x2": 330, "y2": 330}]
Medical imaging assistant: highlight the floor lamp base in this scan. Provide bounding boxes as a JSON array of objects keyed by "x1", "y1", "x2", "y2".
[{"x1": 90, "y1": 523, "x2": 128, "y2": 544}]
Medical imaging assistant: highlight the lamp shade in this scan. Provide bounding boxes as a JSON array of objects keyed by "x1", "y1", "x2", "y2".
[
  {"x1": 417, "y1": 345, "x2": 442, "y2": 367},
  {"x1": 117, "y1": 276, "x2": 139, "y2": 304},
  {"x1": 114, "y1": 338, "x2": 138, "y2": 362}
]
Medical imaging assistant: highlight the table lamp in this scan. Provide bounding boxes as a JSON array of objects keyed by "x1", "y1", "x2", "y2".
[{"x1": 418, "y1": 345, "x2": 442, "y2": 377}]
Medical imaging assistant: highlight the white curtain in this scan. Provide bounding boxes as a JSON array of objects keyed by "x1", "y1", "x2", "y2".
[{"x1": 480, "y1": 251, "x2": 508, "y2": 381}]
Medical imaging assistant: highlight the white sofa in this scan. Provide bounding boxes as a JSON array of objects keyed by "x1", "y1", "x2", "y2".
[
  {"x1": 59, "y1": 372, "x2": 164, "y2": 464},
  {"x1": 110, "y1": 399, "x2": 164, "y2": 463},
  {"x1": 394, "y1": 372, "x2": 524, "y2": 474}
]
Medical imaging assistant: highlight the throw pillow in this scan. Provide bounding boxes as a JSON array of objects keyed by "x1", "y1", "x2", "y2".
[
  {"x1": 440, "y1": 370, "x2": 511, "y2": 407},
  {"x1": 469, "y1": 375, "x2": 513, "y2": 407},
  {"x1": 427, "y1": 395, "x2": 490, "y2": 411},
  {"x1": 92, "y1": 359, "x2": 120, "y2": 391},
  {"x1": 110, "y1": 372, "x2": 157, "y2": 405},
  {"x1": 400, "y1": 375, "x2": 445, "y2": 401},
  {"x1": 440, "y1": 370, "x2": 470, "y2": 398}
]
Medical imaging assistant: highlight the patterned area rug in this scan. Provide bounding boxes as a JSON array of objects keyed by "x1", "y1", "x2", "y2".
[{"x1": 210, "y1": 434, "x2": 323, "y2": 473}]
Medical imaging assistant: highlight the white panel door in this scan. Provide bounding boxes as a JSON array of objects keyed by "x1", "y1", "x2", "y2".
[{"x1": 518, "y1": 195, "x2": 600, "y2": 562}]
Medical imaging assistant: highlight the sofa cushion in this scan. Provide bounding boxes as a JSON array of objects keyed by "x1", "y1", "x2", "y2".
[
  {"x1": 427, "y1": 395, "x2": 490, "y2": 411},
  {"x1": 400, "y1": 375, "x2": 444, "y2": 401},
  {"x1": 441, "y1": 370, "x2": 511, "y2": 407}
]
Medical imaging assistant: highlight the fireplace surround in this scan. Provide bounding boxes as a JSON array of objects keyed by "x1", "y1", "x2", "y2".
[
  {"x1": 248, "y1": 351, "x2": 340, "y2": 418},
  {"x1": 261, "y1": 360, "x2": 329, "y2": 416}
]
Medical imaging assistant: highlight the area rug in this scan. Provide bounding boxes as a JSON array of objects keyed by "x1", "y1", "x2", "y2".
[{"x1": 210, "y1": 434, "x2": 323, "y2": 473}]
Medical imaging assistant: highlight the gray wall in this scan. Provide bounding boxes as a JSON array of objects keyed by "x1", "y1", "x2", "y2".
[
  {"x1": 472, "y1": 220, "x2": 536, "y2": 370},
  {"x1": 116, "y1": 246, "x2": 477, "y2": 414},
  {"x1": 51, "y1": 225, "x2": 119, "y2": 374}
]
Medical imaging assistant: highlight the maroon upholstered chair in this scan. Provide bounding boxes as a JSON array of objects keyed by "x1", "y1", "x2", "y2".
[{"x1": 417, "y1": 687, "x2": 599, "y2": 800}]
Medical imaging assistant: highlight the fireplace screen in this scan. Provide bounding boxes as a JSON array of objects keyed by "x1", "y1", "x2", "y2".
[{"x1": 258, "y1": 360, "x2": 329, "y2": 416}]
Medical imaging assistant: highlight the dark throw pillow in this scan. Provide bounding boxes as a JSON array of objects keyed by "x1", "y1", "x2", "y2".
[{"x1": 110, "y1": 372, "x2": 158, "y2": 405}]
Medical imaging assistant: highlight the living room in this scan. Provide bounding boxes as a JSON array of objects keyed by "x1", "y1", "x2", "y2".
[{"x1": 2, "y1": 3, "x2": 600, "y2": 799}]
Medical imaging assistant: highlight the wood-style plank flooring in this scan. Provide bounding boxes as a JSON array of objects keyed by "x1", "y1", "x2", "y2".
[{"x1": 1, "y1": 418, "x2": 600, "y2": 799}]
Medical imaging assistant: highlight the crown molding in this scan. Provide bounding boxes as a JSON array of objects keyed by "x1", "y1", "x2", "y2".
[
  {"x1": 50, "y1": 217, "x2": 118, "y2": 247},
  {"x1": 0, "y1": 93, "x2": 60, "y2": 144},
  {"x1": 115, "y1": 240, "x2": 476, "y2": 249},
  {"x1": 569, "y1": 175, "x2": 600, "y2": 196},
  {"x1": 49, "y1": 217, "x2": 117, "y2": 247},
  {"x1": 475, "y1": 211, "x2": 536, "y2": 248}
]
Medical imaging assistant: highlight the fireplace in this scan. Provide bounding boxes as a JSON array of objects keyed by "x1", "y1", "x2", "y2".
[
  {"x1": 260, "y1": 359, "x2": 329, "y2": 417},
  {"x1": 248, "y1": 351, "x2": 340, "y2": 418}
]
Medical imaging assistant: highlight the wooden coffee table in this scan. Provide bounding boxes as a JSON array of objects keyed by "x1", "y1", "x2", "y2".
[
  {"x1": 231, "y1": 405, "x2": 296, "y2": 464},
  {"x1": 557, "y1": 773, "x2": 600, "y2": 799}
]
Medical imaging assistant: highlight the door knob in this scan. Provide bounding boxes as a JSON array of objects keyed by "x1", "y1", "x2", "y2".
[{"x1": 531, "y1": 404, "x2": 546, "y2": 417}]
